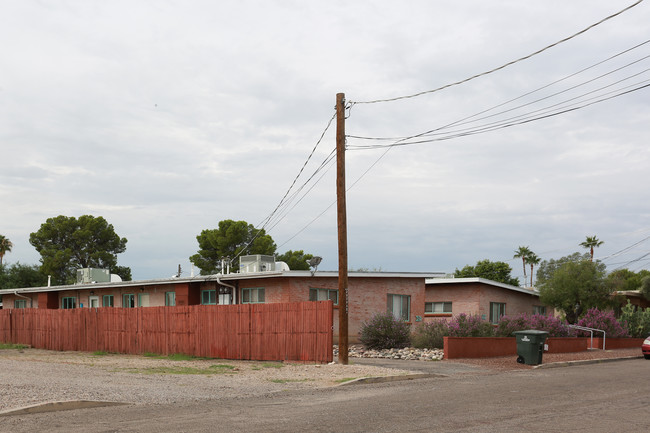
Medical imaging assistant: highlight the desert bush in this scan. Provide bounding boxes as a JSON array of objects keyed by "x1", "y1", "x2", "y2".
[
  {"x1": 411, "y1": 320, "x2": 449, "y2": 349},
  {"x1": 619, "y1": 301, "x2": 650, "y2": 338},
  {"x1": 359, "y1": 312, "x2": 411, "y2": 349},
  {"x1": 447, "y1": 313, "x2": 494, "y2": 337},
  {"x1": 576, "y1": 308, "x2": 629, "y2": 338},
  {"x1": 496, "y1": 313, "x2": 573, "y2": 337}
]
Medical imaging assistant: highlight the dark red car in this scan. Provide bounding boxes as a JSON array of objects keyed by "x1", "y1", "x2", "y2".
[{"x1": 643, "y1": 337, "x2": 650, "y2": 360}]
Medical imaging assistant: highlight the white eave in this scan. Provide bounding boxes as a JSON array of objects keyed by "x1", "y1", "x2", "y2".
[
  {"x1": 426, "y1": 277, "x2": 540, "y2": 297},
  {"x1": 0, "y1": 270, "x2": 446, "y2": 295}
]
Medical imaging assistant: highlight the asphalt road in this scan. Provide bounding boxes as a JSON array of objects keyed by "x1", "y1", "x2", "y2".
[{"x1": 3, "y1": 359, "x2": 648, "y2": 433}]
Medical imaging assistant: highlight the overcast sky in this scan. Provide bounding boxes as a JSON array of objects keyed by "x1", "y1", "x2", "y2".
[{"x1": 2, "y1": 0, "x2": 649, "y2": 283}]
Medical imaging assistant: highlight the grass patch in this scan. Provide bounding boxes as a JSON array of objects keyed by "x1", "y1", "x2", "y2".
[
  {"x1": 119, "y1": 364, "x2": 237, "y2": 375},
  {"x1": 0, "y1": 343, "x2": 29, "y2": 350},
  {"x1": 333, "y1": 377, "x2": 359, "y2": 383},
  {"x1": 269, "y1": 378, "x2": 314, "y2": 384},
  {"x1": 92, "y1": 350, "x2": 109, "y2": 356},
  {"x1": 142, "y1": 352, "x2": 211, "y2": 361},
  {"x1": 261, "y1": 362, "x2": 284, "y2": 369}
]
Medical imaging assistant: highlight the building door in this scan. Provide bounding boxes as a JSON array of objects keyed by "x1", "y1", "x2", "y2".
[{"x1": 89, "y1": 296, "x2": 100, "y2": 308}]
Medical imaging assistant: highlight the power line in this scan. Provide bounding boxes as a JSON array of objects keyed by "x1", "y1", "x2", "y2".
[
  {"x1": 349, "y1": 0, "x2": 645, "y2": 105},
  {"x1": 348, "y1": 43, "x2": 650, "y2": 142}
]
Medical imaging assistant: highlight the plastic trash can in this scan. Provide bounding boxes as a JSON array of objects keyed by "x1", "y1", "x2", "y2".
[{"x1": 513, "y1": 330, "x2": 549, "y2": 365}]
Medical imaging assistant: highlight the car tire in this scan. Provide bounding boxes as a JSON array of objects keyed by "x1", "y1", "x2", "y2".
[{"x1": 644, "y1": 354, "x2": 650, "y2": 360}]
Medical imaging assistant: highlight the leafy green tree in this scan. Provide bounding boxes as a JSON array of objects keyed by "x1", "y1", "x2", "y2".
[
  {"x1": 580, "y1": 235, "x2": 604, "y2": 262},
  {"x1": 538, "y1": 259, "x2": 612, "y2": 324},
  {"x1": 605, "y1": 268, "x2": 650, "y2": 292},
  {"x1": 0, "y1": 262, "x2": 48, "y2": 290},
  {"x1": 190, "y1": 219, "x2": 277, "y2": 274},
  {"x1": 275, "y1": 250, "x2": 314, "y2": 271},
  {"x1": 641, "y1": 276, "x2": 650, "y2": 301},
  {"x1": 513, "y1": 246, "x2": 532, "y2": 283},
  {"x1": 536, "y1": 252, "x2": 591, "y2": 287},
  {"x1": 0, "y1": 235, "x2": 13, "y2": 266},
  {"x1": 454, "y1": 259, "x2": 520, "y2": 286},
  {"x1": 29, "y1": 215, "x2": 130, "y2": 285}
]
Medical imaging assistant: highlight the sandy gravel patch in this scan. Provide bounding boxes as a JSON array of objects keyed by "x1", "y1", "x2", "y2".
[{"x1": 0, "y1": 348, "x2": 418, "y2": 412}]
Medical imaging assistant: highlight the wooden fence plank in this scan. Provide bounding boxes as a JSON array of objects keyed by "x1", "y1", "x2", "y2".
[{"x1": 0, "y1": 301, "x2": 332, "y2": 362}]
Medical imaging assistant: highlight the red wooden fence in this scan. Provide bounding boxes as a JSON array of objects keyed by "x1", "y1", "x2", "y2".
[{"x1": 0, "y1": 302, "x2": 333, "y2": 363}]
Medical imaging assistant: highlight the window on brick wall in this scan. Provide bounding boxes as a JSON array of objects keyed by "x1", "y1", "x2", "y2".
[
  {"x1": 62, "y1": 297, "x2": 76, "y2": 309},
  {"x1": 533, "y1": 305, "x2": 546, "y2": 316},
  {"x1": 309, "y1": 288, "x2": 338, "y2": 305},
  {"x1": 14, "y1": 299, "x2": 27, "y2": 309},
  {"x1": 242, "y1": 288, "x2": 265, "y2": 304},
  {"x1": 489, "y1": 302, "x2": 506, "y2": 324},
  {"x1": 103, "y1": 295, "x2": 114, "y2": 307},
  {"x1": 201, "y1": 290, "x2": 216, "y2": 305},
  {"x1": 123, "y1": 294, "x2": 135, "y2": 308},
  {"x1": 165, "y1": 292, "x2": 176, "y2": 306},
  {"x1": 387, "y1": 294, "x2": 410, "y2": 321},
  {"x1": 425, "y1": 301, "x2": 452, "y2": 314}
]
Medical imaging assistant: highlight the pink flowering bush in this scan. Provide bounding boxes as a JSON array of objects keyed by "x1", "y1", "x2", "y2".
[
  {"x1": 576, "y1": 308, "x2": 629, "y2": 338},
  {"x1": 496, "y1": 313, "x2": 573, "y2": 337},
  {"x1": 447, "y1": 313, "x2": 494, "y2": 337}
]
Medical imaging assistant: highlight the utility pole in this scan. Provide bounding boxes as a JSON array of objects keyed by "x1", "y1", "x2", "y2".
[{"x1": 336, "y1": 92, "x2": 349, "y2": 365}]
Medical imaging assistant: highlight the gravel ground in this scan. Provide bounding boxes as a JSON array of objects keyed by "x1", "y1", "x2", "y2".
[
  {"x1": 1, "y1": 346, "x2": 642, "y2": 413},
  {"x1": 0, "y1": 348, "x2": 417, "y2": 412}
]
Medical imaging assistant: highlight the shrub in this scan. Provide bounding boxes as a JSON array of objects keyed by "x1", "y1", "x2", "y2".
[
  {"x1": 447, "y1": 314, "x2": 494, "y2": 337},
  {"x1": 619, "y1": 301, "x2": 650, "y2": 338},
  {"x1": 576, "y1": 308, "x2": 629, "y2": 338},
  {"x1": 359, "y1": 312, "x2": 411, "y2": 349},
  {"x1": 411, "y1": 320, "x2": 449, "y2": 349},
  {"x1": 495, "y1": 314, "x2": 530, "y2": 337},
  {"x1": 528, "y1": 314, "x2": 573, "y2": 337},
  {"x1": 496, "y1": 313, "x2": 573, "y2": 337}
]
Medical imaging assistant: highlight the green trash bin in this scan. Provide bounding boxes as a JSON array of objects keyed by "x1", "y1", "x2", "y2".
[{"x1": 513, "y1": 330, "x2": 549, "y2": 365}]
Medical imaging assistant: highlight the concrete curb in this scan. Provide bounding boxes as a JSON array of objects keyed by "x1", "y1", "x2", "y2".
[
  {"x1": 0, "y1": 400, "x2": 128, "y2": 417},
  {"x1": 534, "y1": 355, "x2": 643, "y2": 369},
  {"x1": 337, "y1": 373, "x2": 447, "y2": 386}
]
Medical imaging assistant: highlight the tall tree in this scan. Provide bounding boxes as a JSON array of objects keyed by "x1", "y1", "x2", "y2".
[
  {"x1": 536, "y1": 252, "x2": 591, "y2": 287},
  {"x1": 190, "y1": 219, "x2": 277, "y2": 275},
  {"x1": 539, "y1": 259, "x2": 611, "y2": 324},
  {"x1": 0, "y1": 262, "x2": 48, "y2": 290},
  {"x1": 0, "y1": 235, "x2": 13, "y2": 266},
  {"x1": 527, "y1": 252, "x2": 540, "y2": 288},
  {"x1": 580, "y1": 235, "x2": 604, "y2": 262},
  {"x1": 513, "y1": 246, "x2": 532, "y2": 284},
  {"x1": 454, "y1": 259, "x2": 520, "y2": 286},
  {"x1": 276, "y1": 250, "x2": 314, "y2": 271},
  {"x1": 29, "y1": 215, "x2": 130, "y2": 285}
]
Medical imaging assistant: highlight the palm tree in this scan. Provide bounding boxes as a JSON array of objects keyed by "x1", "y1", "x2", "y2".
[
  {"x1": 513, "y1": 246, "x2": 532, "y2": 286},
  {"x1": 0, "y1": 235, "x2": 13, "y2": 266},
  {"x1": 527, "y1": 252, "x2": 540, "y2": 288},
  {"x1": 580, "y1": 236, "x2": 604, "y2": 262}
]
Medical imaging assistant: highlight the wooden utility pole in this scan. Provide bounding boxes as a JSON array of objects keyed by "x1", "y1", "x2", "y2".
[{"x1": 336, "y1": 92, "x2": 349, "y2": 365}]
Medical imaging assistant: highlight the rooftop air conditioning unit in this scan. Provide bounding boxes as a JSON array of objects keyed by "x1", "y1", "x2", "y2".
[
  {"x1": 76, "y1": 268, "x2": 111, "y2": 284},
  {"x1": 239, "y1": 255, "x2": 276, "y2": 273}
]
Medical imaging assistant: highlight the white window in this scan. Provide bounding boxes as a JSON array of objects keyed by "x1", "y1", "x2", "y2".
[
  {"x1": 387, "y1": 294, "x2": 410, "y2": 321},
  {"x1": 425, "y1": 302, "x2": 452, "y2": 314},
  {"x1": 309, "y1": 288, "x2": 338, "y2": 305}
]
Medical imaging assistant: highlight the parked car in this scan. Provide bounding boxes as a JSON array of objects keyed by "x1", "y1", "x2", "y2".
[{"x1": 643, "y1": 336, "x2": 650, "y2": 360}]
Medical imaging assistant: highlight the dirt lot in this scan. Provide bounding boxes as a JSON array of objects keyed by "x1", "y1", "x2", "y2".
[
  {"x1": 1, "y1": 346, "x2": 643, "y2": 414},
  {"x1": 0, "y1": 348, "x2": 418, "y2": 412}
]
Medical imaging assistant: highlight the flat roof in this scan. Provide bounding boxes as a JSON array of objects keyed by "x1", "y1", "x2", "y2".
[
  {"x1": 425, "y1": 277, "x2": 540, "y2": 297},
  {"x1": 0, "y1": 270, "x2": 446, "y2": 295}
]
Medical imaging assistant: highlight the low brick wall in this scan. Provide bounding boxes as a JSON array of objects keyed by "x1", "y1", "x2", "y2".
[
  {"x1": 592, "y1": 337, "x2": 645, "y2": 350},
  {"x1": 443, "y1": 337, "x2": 516, "y2": 359},
  {"x1": 545, "y1": 337, "x2": 588, "y2": 353},
  {"x1": 444, "y1": 336, "x2": 592, "y2": 359}
]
